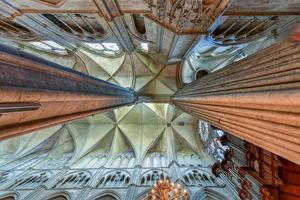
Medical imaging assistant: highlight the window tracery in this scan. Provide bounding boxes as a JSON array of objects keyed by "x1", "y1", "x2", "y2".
[
  {"x1": 140, "y1": 170, "x2": 170, "y2": 186},
  {"x1": 41, "y1": 14, "x2": 109, "y2": 42},
  {"x1": 182, "y1": 169, "x2": 217, "y2": 186},
  {"x1": 0, "y1": 17, "x2": 38, "y2": 41},
  {"x1": 207, "y1": 16, "x2": 278, "y2": 45},
  {"x1": 28, "y1": 40, "x2": 68, "y2": 55},
  {"x1": 8, "y1": 171, "x2": 50, "y2": 189},
  {"x1": 83, "y1": 42, "x2": 122, "y2": 57},
  {"x1": 199, "y1": 121, "x2": 230, "y2": 163},
  {"x1": 52, "y1": 171, "x2": 90, "y2": 188},
  {"x1": 97, "y1": 170, "x2": 130, "y2": 188}
]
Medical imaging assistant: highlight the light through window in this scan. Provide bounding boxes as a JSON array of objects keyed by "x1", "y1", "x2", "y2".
[
  {"x1": 84, "y1": 42, "x2": 121, "y2": 56},
  {"x1": 29, "y1": 40, "x2": 67, "y2": 55},
  {"x1": 141, "y1": 42, "x2": 148, "y2": 53}
]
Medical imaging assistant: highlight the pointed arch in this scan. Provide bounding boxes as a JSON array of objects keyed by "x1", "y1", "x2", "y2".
[
  {"x1": 0, "y1": 192, "x2": 19, "y2": 200},
  {"x1": 91, "y1": 191, "x2": 120, "y2": 200},
  {"x1": 46, "y1": 192, "x2": 71, "y2": 200}
]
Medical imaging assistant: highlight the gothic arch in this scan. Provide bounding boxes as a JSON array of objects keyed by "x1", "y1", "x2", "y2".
[
  {"x1": 0, "y1": 192, "x2": 20, "y2": 200},
  {"x1": 91, "y1": 191, "x2": 120, "y2": 200},
  {"x1": 140, "y1": 169, "x2": 170, "y2": 186},
  {"x1": 52, "y1": 171, "x2": 91, "y2": 189},
  {"x1": 97, "y1": 170, "x2": 130, "y2": 188},
  {"x1": 8, "y1": 171, "x2": 51, "y2": 190},
  {"x1": 46, "y1": 193, "x2": 71, "y2": 200},
  {"x1": 182, "y1": 168, "x2": 218, "y2": 187}
]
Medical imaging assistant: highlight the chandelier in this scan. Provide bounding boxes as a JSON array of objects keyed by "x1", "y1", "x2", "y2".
[{"x1": 143, "y1": 179, "x2": 189, "y2": 200}]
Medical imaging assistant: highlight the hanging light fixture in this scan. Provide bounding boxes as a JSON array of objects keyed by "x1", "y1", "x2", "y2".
[
  {"x1": 143, "y1": 179, "x2": 189, "y2": 200},
  {"x1": 143, "y1": 113, "x2": 189, "y2": 200}
]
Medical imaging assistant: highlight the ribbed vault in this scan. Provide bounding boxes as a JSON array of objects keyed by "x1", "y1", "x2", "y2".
[{"x1": 0, "y1": 103, "x2": 205, "y2": 170}]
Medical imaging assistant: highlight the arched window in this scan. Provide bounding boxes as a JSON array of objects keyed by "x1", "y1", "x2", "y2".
[
  {"x1": 28, "y1": 40, "x2": 68, "y2": 55},
  {"x1": 0, "y1": 16, "x2": 38, "y2": 41},
  {"x1": 182, "y1": 169, "x2": 217, "y2": 187},
  {"x1": 8, "y1": 171, "x2": 50, "y2": 189},
  {"x1": 140, "y1": 170, "x2": 170, "y2": 186},
  {"x1": 199, "y1": 121, "x2": 230, "y2": 162},
  {"x1": 83, "y1": 42, "x2": 122, "y2": 57},
  {"x1": 53, "y1": 171, "x2": 90, "y2": 188},
  {"x1": 41, "y1": 13, "x2": 109, "y2": 42},
  {"x1": 97, "y1": 170, "x2": 130, "y2": 188},
  {"x1": 199, "y1": 120, "x2": 209, "y2": 143}
]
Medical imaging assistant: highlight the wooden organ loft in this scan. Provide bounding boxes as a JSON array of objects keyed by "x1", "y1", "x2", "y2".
[{"x1": 206, "y1": 124, "x2": 300, "y2": 200}]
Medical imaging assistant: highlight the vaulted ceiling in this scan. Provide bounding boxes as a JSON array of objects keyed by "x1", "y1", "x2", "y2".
[
  {"x1": 0, "y1": 0, "x2": 298, "y2": 169},
  {"x1": 0, "y1": 103, "x2": 205, "y2": 169}
]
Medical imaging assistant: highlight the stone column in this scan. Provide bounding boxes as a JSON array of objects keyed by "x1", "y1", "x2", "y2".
[
  {"x1": 75, "y1": 167, "x2": 105, "y2": 200},
  {"x1": 125, "y1": 165, "x2": 142, "y2": 200},
  {"x1": 44, "y1": 167, "x2": 71, "y2": 189},
  {"x1": 0, "y1": 44, "x2": 136, "y2": 139},
  {"x1": 173, "y1": 39, "x2": 300, "y2": 165},
  {"x1": 22, "y1": 185, "x2": 46, "y2": 200}
]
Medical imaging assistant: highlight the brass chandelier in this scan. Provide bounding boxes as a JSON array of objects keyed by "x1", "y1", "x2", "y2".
[{"x1": 143, "y1": 179, "x2": 189, "y2": 200}]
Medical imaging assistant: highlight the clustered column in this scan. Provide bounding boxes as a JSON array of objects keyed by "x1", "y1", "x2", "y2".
[
  {"x1": 173, "y1": 39, "x2": 300, "y2": 165},
  {"x1": 0, "y1": 44, "x2": 136, "y2": 139}
]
